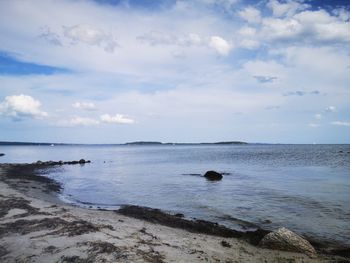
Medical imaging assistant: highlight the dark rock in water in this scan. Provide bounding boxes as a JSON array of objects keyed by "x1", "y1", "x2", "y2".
[
  {"x1": 262, "y1": 219, "x2": 272, "y2": 224},
  {"x1": 0, "y1": 153, "x2": 5, "y2": 157},
  {"x1": 204, "y1": 171, "x2": 223, "y2": 181},
  {"x1": 259, "y1": 227, "x2": 317, "y2": 258},
  {"x1": 79, "y1": 159, "x2": 86, "y2": 164}
]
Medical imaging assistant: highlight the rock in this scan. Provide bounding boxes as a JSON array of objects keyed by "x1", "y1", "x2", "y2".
[
  {"x1": 262, "y1": 219, "x2": 272, "y2": 224},
  {"x1": 0, "y1": 153, "x2": 5, "y2": 157},
  {"x1": 204, "y1": 171, "x2": 223, "y2": 181},
  {"x1": 79, "y1": 159, "x2": 86, "y2": 164},
  {"x1": 259, "y1": 227, "x2": 317, "y2": 258}
]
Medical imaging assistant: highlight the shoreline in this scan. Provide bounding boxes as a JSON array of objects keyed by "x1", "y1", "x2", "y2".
[{"x1": 0, "y1": 163, "x2": 349, "y2": 262}]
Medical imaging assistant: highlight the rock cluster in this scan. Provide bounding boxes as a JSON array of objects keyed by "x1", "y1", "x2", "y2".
[
  {"x1": 35, "y1": 159, "x2": 91, "y2": 166},
  {"x1": 259, "y1": 227, "x2": 317, "y2": 258}
]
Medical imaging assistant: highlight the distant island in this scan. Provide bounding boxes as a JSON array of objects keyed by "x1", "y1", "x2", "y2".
[{"x1": 0, "y1": 141, "x2": 248, "y2": 146}]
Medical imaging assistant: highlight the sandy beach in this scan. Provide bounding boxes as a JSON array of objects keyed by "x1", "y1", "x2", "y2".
[{"x1": 0, "y1": 163, "x2": 348, "y2": 263}]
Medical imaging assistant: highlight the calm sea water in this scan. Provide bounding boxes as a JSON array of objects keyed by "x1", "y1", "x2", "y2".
[{"x1": 1, "y1": 144, "x2": 350, "y2": 245}]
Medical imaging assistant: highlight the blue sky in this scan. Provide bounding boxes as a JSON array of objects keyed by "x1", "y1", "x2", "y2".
[{"x1": 0, "y1": 0, "x2": 349, "y2": 144}]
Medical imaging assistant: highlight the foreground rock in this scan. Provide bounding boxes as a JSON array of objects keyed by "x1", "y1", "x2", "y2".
[
  {"x1": 204, "y1": 170, "x2": 223, "y2": 181},
  {"x1": 259, "y1": 227, "x2": 317, "y2": 258}
]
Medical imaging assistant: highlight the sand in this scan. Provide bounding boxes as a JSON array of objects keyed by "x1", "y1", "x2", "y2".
[{"x1": 0, "y1": 165, "x2": 347, "y2": 263}]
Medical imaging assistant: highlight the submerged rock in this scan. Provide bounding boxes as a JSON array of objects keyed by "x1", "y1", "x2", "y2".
[
  {"x1": 259, "y1": 227, "x2": 317, "y2": 258},
  {"x1": 204, "y1": 171, "x2": 223, "y2": 181}
]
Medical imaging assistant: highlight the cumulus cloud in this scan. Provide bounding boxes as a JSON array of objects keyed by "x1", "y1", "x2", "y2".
[
  {"x1": 325, "y1": 106, "x2": 336, "y2": 112},
  {"x1": 209, "y1": 36, "x2": 231, "y2": 55},
  {"x1": 331, "y1": 121, "x2": 350, "y2": 126},
  {"x1": 0, "y1": 94, "x2": 48, "y2": 120},
  {"x1": 267, "y1": 0, "x2": 309, "y2": 18},
  {"x1": 238, "y1": 6, "x2": 261, "y2": 24},
  {"x1": 100, "y1": 114, "x2": 135, "y2": 124},
  {"x1": 72, "y1": 102, "x2": 97, "y2": 111},
  {"x1": 260, "y1": 8, "x2": 350, "y2": 43}
]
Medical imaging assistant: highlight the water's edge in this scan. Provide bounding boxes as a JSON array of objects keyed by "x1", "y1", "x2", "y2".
[{"x1": 1, "y1": 162, "x2": 349, "y2": 258}]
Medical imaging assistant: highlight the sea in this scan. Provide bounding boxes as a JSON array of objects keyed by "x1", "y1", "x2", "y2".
[{"x1": 1, "y1": 144, "x2": 349, "y2": 245}]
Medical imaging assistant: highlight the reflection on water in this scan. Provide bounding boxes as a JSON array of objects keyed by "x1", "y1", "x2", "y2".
[{"x1": 1, "y1": 144, "x2": 350, "y2": 245}]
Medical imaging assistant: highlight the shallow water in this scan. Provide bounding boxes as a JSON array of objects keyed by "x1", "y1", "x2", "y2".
[{"x1": 1, "y1": 144, "x2": 350, "y2": 245}]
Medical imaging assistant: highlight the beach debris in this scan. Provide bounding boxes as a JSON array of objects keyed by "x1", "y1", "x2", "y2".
[
  {"x1": 175, "y1": 213, "x2": 184, "y2": 218},
  {"x1": 204, "y1": 170, "x2": 223, "y2": 181},
  {"x1": 0, "y1": 217, "x2": 113, "y2": 237},
  {"x1": 221, "y1": 240, "x2": 232, "y2": 248},
  {"x1": 117, "y1": 205, "x2": 270, "y2": 246},
  {"x1": 0, "y1": 153, "x2": 5, "y2": 157},
  {"x1": 259, "y1": 227, "x2": 317, "y2": 258},
  {"x1": 0, "y1": 195, "x2": 47, "y2": 218}
]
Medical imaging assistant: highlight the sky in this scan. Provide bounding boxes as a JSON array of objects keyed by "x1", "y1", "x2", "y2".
[{"x1": 0, "y1": 0, "x2": 349, "y2": 144}]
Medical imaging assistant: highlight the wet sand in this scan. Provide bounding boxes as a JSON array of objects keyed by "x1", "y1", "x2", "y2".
[{"x1": 0, "y1": 163, "x2": 348, "y2": 262}]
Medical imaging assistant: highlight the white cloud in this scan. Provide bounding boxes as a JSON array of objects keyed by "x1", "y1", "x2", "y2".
[
  {"x1": 100, "y1": 114, "x2": 135, "y2": 124},
  {"x1": 137, "y1": 31, "x2": 203, "y2": 47},
  {"x1": 238, "y1": 26, "x2": 256, "y2": 37},
  {"x1": 0, "y1": 94, "x2": 48, "y2": 119},
  {"x1": 314, "y1": 113, "x2": 322, "y2": 120},
  {"x1": 331, "y1": 121, "x2": 350, "y2": 126},
  {"x1": 238, "y1": 26, "x2": 260, "y2": 49},
  {"x1": 333, "y1": 7, "x2": 350, "y2": 22},
  {"x1": 63, "y1": 24, "x2": 118, "y2": 53},
  {"x1": 72, "y1": 102, "x2": 97, "y2": 111},
  {"x1": 260, "y1": 9, "x2": 350, "y2": 43},
  {"x1": 267, "y1": 0, "x2": 309, "y2": 18},
  {"x1": 239, "y1": 39, "x2": 260, "y2": 49},
  {"x1": 55, "y1": 116, "x2": 99, "y2": 127},
  {"x1": 238, "y1": 7, "x2": 261, "y2": 24},
  {"x1": 261, "y1": 17, "x2": 303, "y2": 41},
  {"x1": 308, "y1": 123, "x2": 320, "y2": 128},
  {"x1": 325, "y1": 106, "x2": 336, "y2": 113},
  {"x1": 209, "y1": 36, "x2": 232, "y2": 55},
  {"x1": 70, "y1": 116, "x2": 99, "y2": 126}
]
